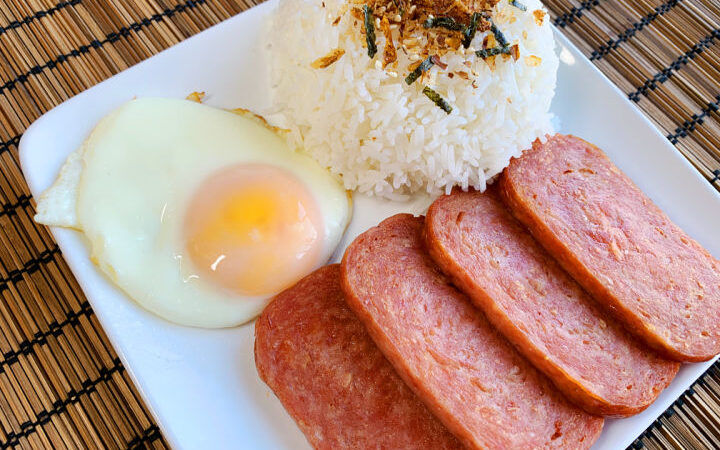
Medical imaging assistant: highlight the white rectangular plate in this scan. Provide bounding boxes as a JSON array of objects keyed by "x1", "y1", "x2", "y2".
[{"x1": 19, "y1": 1, "x2": 720, "y2": 449}]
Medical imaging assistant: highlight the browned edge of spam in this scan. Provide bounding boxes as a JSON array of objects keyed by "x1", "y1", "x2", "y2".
[
  {"x1": 338, "y1": 214, "x2": 478, "y2": 449},
  {"x1": 498, "y1": 135, "x2": 714, "y2": 363},
  {"x1": 425, "y1": 190, "x2": 668, "y2": 417}
]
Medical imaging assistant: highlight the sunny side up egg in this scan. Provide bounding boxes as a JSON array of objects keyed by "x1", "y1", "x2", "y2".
[{"x1": 35, "y1": 98, "x2": 351, "y2": 328}]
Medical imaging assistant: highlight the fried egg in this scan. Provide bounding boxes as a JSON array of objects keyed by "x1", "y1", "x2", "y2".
[{"x1": 35, "y1": 98, "x2": 351, "y2": 328}]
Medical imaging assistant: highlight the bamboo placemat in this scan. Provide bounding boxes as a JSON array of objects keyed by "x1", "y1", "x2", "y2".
[{"x1": 0, "y1": 0, "x2": 718, "y2": 448}]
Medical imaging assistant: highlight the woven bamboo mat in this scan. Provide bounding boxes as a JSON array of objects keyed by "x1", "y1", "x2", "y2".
[{"x1": 0, "y1": 0, "x2": 718, "y2": 448}]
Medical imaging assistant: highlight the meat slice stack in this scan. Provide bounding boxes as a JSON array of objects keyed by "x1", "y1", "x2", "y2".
[
  {"x1": 425, "y1": 187, "x2": 679, "y2": 416},
  {"x1": 341, "y1": 214, "x2": 603, "y2": 449},
  {"x1": 255, "y1": 264, "x2": 462, "y2": 450},
  {"x1": 254, "y1": 134, "x2": 719, "y2": 450},
  {"x1": 500, "y1": 134, "x2": 720, "y2": 362}
]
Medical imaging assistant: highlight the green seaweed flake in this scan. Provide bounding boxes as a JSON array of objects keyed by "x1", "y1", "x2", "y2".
[
  {"x1": 422, "y1": 86, "x2": 453, "y2": 114},
  {"x1": 423, "y1": 16, "x2": 464, "y2": 31},
  {"x1": 475, "y1": 45, "x2": 511, "y2": 58},
  {"x1": 405, "y1": 56, "x2": 435, "y2": 85},
  {"x1": 363, "y1": 5, "x2": 377, "y2": 58},
  {"x1": 490, "y1": 21, "x2": 508, "y2": 47},
  {"x1": 462, "y1": 12, "x2": 483, "y2": 48}
]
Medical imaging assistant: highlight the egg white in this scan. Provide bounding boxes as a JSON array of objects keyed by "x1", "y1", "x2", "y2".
[{"x1": 36, "y1": 98, "x2": 351, "y2": 328}]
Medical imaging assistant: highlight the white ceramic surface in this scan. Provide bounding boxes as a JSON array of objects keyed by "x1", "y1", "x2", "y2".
[{"x1": 19, "y1": 1, "x2": 720, "y2": 449}]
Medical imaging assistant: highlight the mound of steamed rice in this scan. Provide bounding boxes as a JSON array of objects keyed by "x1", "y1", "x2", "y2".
[{"x1": 266, "y1": 0, "x2": 558, "y2": 199}]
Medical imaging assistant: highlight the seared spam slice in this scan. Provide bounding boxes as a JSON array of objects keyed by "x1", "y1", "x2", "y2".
[
  {"x1": 425, "y1": 187, "x2": 679, "y2": 416},
  {"x1": 500, "y1": 134, "x2": 720, "y2": 362},
  {"x1": 341, "y1": 214, "x2": 603, "y2": 449},
  {"x1": 254, "y1": 264, "x2": 461, "y2": 450}
]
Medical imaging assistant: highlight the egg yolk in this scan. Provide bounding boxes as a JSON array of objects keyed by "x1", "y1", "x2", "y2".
[{"x1": 183, "y1": 164, "x2": 324, "y2": 296}]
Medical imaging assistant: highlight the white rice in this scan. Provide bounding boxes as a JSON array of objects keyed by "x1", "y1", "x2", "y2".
[{"x1": 265, "y1": 0, "x2": 558, "y2": 199}]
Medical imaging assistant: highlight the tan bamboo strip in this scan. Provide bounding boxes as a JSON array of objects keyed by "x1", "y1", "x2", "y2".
[
  {"x1": 0, "y1": 0, "x2": 716, "y2": 449},
  {"x1": 546, "y1": 0, "x2": 720, "y2": 189},
  {"x1": 0, "y1": 186, "x2": 158, "y2": 446}
]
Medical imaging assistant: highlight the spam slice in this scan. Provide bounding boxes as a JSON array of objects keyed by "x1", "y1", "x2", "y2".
[
  {"x1": 341, "y1": 214, "x2": 603, "y2": 449},
  {"x1": 425, "y1": 188, "x2": 679, "y2": 416},
  {"x1": 500, "y1": 134, "x2": 720, "y2": 362},
  {"x1": 254, "y1": 264, "x2": 462, "y2": 450}
]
